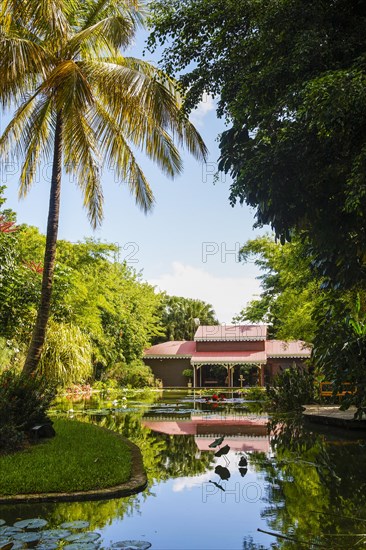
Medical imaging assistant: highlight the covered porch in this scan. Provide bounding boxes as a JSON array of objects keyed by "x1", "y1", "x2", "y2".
[{"x1": 190, "y1": 350, "x2": 266, "y2": 388}]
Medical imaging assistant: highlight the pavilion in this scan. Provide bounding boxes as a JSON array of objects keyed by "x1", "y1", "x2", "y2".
[{"x1": 143, "y1": 324, "x2": 311, "y2": 388}]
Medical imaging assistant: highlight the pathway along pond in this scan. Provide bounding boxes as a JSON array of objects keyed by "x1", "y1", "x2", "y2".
[{"x1": 1, "y1": 389, "x2": 366, "y2": 549}]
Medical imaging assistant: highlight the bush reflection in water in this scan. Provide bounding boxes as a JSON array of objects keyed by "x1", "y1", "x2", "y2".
[{"x1": 1, "y1": 391, "x2": 366, "y2": 549}]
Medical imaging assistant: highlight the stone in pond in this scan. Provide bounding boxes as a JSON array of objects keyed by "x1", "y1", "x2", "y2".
[
  {"x1": 111, "y1": 542, "x2": 152, "y2": 550},
  {"x1": 40, "y1": 529, "x2": 72, "y2": 540},
  {"x1": 65, "y1": 533, "x2": 101, "y2": 543},
  {"x1": 13, "y1": 531, "x2": 41, "y2": 543},
  {"x1": 60, "y1": 521, "x2": 90, "y2": 530},
  {"x1": 14, "y1": 518, "x2": 48, "y2": 529}
]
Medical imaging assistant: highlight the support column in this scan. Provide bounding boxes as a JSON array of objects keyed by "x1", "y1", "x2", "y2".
[
  {"x1": 259, "y1": 365, "x2": 265, "y2": 386},
  {"x1": 193, "y1": 365, "x2": 197, "y2": 389}
]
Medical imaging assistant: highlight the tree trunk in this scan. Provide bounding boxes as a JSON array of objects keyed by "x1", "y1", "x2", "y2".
[{"x1": 23, "y1": 112, "x2": 63, "y2": 376}]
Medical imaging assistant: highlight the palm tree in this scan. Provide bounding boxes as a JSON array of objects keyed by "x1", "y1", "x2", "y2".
[
  {"x1": 160, "y1": 296, "x2": 218, "y2": 341},
  {"x1": 0, "y1": 0, "x2": 207, "y2": 376}
]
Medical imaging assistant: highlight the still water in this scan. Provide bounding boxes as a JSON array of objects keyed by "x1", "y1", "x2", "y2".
[{"x1": 1, "y1": 389, "x2": 366, "y2": 549}]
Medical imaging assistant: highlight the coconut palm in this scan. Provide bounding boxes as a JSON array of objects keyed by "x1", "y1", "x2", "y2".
[
  {"x1": 160, "y1": 296, "x2": 218, "y2": 341},
  {"x1": 0, "y1": 0, "x2": 207, "y2": 375}
]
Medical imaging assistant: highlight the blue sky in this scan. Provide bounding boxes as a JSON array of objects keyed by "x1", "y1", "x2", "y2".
[{"x1": 1, "y1": 30, "x2": 268, "y2": 323}]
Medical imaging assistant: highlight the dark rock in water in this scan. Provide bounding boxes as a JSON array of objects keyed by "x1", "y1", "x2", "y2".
[{"x1": 29, "y1": 423, "x2": 56, "y2": 439}]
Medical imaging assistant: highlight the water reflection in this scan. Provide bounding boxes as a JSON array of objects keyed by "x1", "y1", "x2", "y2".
[
  {"x1": 250, "y1": 415, "x2": 366, "y2": 548},
  {"x1": 1, "y1": 391, "x2": 366, "y2": 549}
]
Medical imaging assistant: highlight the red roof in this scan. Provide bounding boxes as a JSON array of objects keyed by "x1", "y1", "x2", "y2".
[
  {"x1": 266, "y1": 340, "x2": 311, "y2": 358},
  {"x1": 194, "y1": 325, "x2": 267, "y2": 341},
  {"x1": 144, "y1": 340, "x2": 196, "y2": 358},
  {"x1": 191, "y1": 350, "x2": 266, "y2": 364},
  {"x1": 143, "y1": 333, "x2": 311, "y2": 361}
]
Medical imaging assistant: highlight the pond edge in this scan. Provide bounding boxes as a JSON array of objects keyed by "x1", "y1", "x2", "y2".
[{"x1": 0, "y1": 432, "x2": 148, "y2": 504}]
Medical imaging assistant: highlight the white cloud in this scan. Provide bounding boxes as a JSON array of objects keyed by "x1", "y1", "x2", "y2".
[
  {"x1": 189, "y1": 94, "x2": 216, "y2": 127},
  {"x1": 172, "y1": 471, "x2": 212, "y2": 492},
  {"x1": 149, "y1": 262, "x2": 261, "y2": 323}
]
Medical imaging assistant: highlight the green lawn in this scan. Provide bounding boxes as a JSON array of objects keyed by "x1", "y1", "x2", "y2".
[{"x1": 0, "y1": 419, "x2": 132, "y2": 495}]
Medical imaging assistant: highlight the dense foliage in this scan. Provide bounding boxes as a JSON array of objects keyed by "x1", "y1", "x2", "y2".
[
  {"x1": 0, "y1": 190, "x2": 161, "y2": 386},
  {"x1": 148, "y1": 0, "x2": 366, "y2": 289},
  {"x1": 267, "y1": 367, "x2": 315, "y2": 412},
  {"x1": 0, "y1": 370, "x2": 55, "y2": 453},
  {"x1": 312, "y1": 295, "x2": 366, "y2": 418},
  {"x1": 236, "y1": 233, "x2": 366, "y2": 416},
  {"x1": 234, "y1": 235, "x2": 321, "y2": 341},
  {"x1": 0, "y1": 190, "x2": 219, "y2": 390},
  {"x1": 0, "y1": 0, "x2": 206, "y2": 376},
  {"x1": 154, "y1": 295, "x2": 218, "y2": 342}
]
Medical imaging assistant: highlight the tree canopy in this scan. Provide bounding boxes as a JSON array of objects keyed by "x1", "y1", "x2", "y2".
[
  {"x1": 234, "y1": 235, "x2": 321, "y2": 342},
  {"x1": 154, "y1": 295, "x2": 218, "y2": 342},
  {"x1": 148, "y1": 0, "x2": 366, "y2": 288},
  {"x1": 0, "y1": 0, "x2": 207, "y2": 375},
  {"x1": 0, "y1": 188, "x2": 164, "y2": 385}
]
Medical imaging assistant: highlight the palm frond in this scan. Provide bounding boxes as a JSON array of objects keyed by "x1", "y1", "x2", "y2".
[
  {"x1": 0, "y1": 34, "x2": 52, "y2": 107},
  {"x1": 92, "y1": 102, "x2": 154, "y2": 212},
  {"x1": 66, "y1": 15, "x2": 136, "y2": 58},
  {"x1": 63, "y1": 105, "x2": 103, "y2": 228},
  {"x1": 1, "y1": 0, "x2": 72, "y2": 40},
  {"x1": 19, "y1": 97, "x2": 55, "y2": 197},
  {"x1": 94, "y1": 100, "x2": 181, "y2": 180},
  {"x1": 40, "y1": 60, "x2": 94, "y2": 114},
  {"x1": 79, "y1": 0, "x2": 146, "y2": 31},
  {"x1": 82, "y1": 57, "x2": 208, "y2": 160},
  {"x1": 0, "y1": 91, "x2": 43, "y2": 159},
  {"x1": 95, "y1": 99, "x2": 183, "y2": 177}
]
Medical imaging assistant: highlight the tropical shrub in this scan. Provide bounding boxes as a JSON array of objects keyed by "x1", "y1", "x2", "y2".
[
  {"x1": 0, "y1": 337, "x2": 13, "y2": 372},
  {"x1": 267, "y1": 366, "x2": 314, "y2": 412},
  {"x1": 242, "y1": 386, "x2": 267, "y2": 401},
  {"x1": 182, "y1": 369, "x2": 193, "y2": 379},
  {"x1": 105, "y1": 360, "x2": 156, "y2": 388},
  {"x1": 313, "y1": 295, "x2": 366, "y2": 419},
  {"x1": 0, "y1": 370, "x2": 55, "y2": 453},
  {"x1": 37, "y1": 321, "x2": 93, "y2": 387}
]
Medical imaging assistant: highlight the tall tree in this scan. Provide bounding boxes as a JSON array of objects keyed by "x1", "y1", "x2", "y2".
[
  {"x1": 156, "y1": 295, "x2": 218, "y2": 342},
  {"x1": 0, "y1": 0, "x2": 207, "y2": 375},
  {"x1": 148, "y1": 0, "x2": 366, "y2": 288},
  {"x1": 235, "y1": 235, "x2": 322, "y2": 342}
]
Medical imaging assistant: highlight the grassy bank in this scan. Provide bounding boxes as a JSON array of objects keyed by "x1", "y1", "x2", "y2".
[{"x1": 0, "y1": 419, "x2": 132, "y2": 496}]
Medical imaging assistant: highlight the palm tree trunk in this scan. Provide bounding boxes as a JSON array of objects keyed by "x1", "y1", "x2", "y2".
[{"x1": 23, "y1": 112, "x2": 63, "y2": 376}]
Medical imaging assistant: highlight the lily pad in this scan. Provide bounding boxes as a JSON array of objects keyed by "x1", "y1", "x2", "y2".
[
  {"x1": 63, "y1": 544, "x2": 99, "y2": 550},
  {"x1": 0, "y1": 528, "x2": 22, "y2": 537},
  {"x1": 60, "y1": 521, "x2": 90, "y2": 530},
  {"x1": 111, "y1": 542, "x2": 152, "y2": 550},
  {"x1": 13, "y1": 531, "x2": 41, "y2": 543},
  {"x1": 40, "y1": 529, "x2": 71, "y2": 541},
  {"x1": 0, "y1": 521, "x2": 5, "y2": 527},
  {"x1": 65, "y1": 533, "x2": 101, "y2": 544},
  {"x1": 36, "y1": 544, "x2": 59, "y2": 550},
  {"x1": 14, "y1": 518, "x2": 48, "y2": 530},
  {"x1": 1, "y1": 542, "x2": 24, "y2": 550}
]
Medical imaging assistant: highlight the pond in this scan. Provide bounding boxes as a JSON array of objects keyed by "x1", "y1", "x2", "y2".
[{"x1": 1, "y1": 389, "x2": 366, "y2": 549}]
